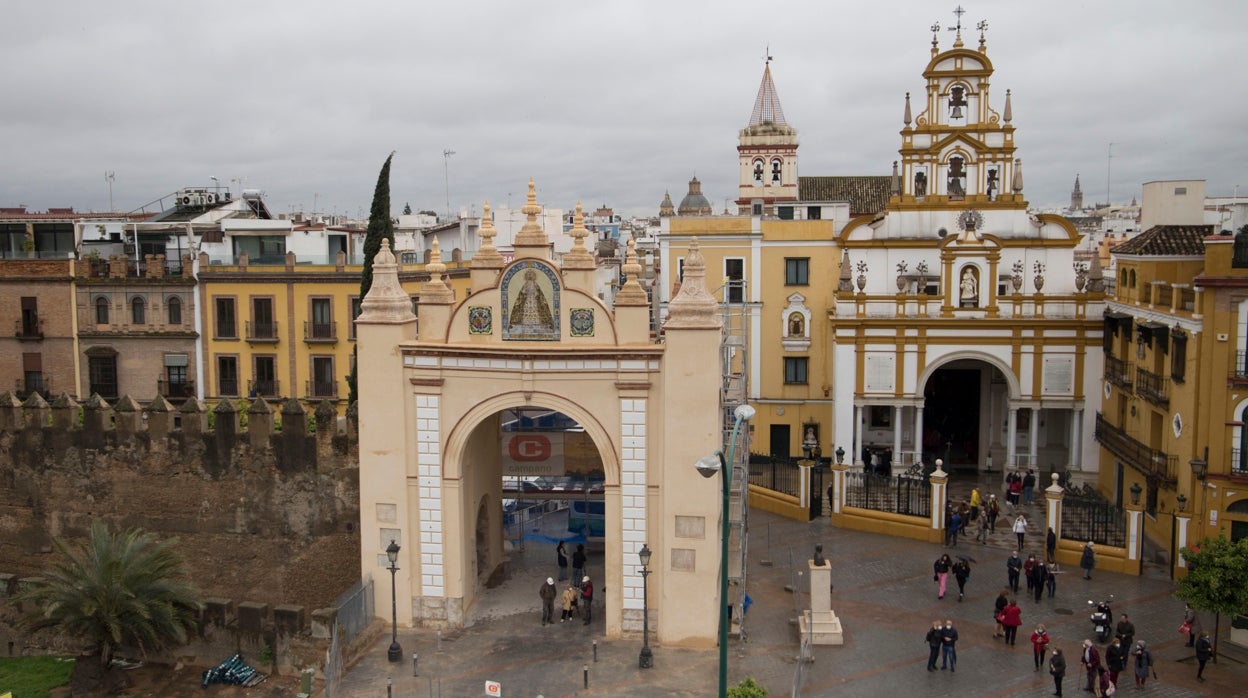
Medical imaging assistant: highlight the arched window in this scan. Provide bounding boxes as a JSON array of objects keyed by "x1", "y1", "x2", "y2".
[
  {"x1": 1128, "y1": 269, "x2": 1137, "y2": 288},
  {"x1": 167, "y1": 296, "x2": 182, "y2": 325},
  {"x1": 1240, "y1": 405, "x2": 1248, "y2": 472},
  {"x1": 94, "y1": 297, "x2": 109, "y2": 325},
  {"x1": 131, "y1": 297, "x2": 145, "y2": 325}
]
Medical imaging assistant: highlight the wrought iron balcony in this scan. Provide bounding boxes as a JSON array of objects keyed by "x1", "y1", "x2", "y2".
[
  {"x1": 157, "y1": 379, "x2": 195, "y2": 399},
  {"x1": 1134, "y1": 367, "x2": 1169, "y2": 408},
  {"x1": 15, "y1": 317, "x2": 44, "y2": 341},
  {"x1": 1231, "y1": 352, "x2": 1248, "y2": 383},
  {"x1": 245, "y1": 320, "x2": 279, "y2": 342},
  {"x1": 1104, "y1": 355, "x2": 1132, "y2": 391},
  {"x1": 1231, "y1": 449, "x2": 1248, "y2": 477},
  {"x1": 1093, "y1": 412, "x2": 1177, "y2": 486},
  {"x1": 304, "y1": 320, "x2": 337, "y2": 342},
  {"x1": 14, "y1": 376, "x2": 51, "y2": 400},
  {"x1": 247, "y1": 379, "x2": 280, "y2": 398},
  {"x1": 306, "y1": 380, "x2": 338, "y2": 399}
]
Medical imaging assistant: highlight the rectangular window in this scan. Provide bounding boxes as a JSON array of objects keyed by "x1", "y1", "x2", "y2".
[
  {"x1": 806, "y1": 206, "x2": 821, "y2": 220},
  {"x1": 22, "y1": 352, "x2": 43, "y2": 395},
  {"x1": 95, "y1": 296, "x2": 109, "y2": 324},
  {"x1": 251, "y1": 297, "x2": 276, "y2": 339},
  {"x1": 310, "y1": 297, "x2": 333, "y2": 339},
  {"x1": 1174, "y1": 187, "x2": 1187, "y2": 195},
  {"x1": 784, "y1": 357, "x2": 809, "y2": 384},
  {"x1": 777, "y1": 206, "x2": 794, "y2": 220},
  {"x1": 217, "y1": 356, "x2": 239, "y2": 396},
  {"x1": 88, "y1": 355, "x2": 118, "y2": 400},
  {"x1": 725, "y1": 258, "x2": 745, "y2": 303},
  {"x1": 1171, "y1": 331, "x2": 1187, "y2": 383},
  {"x1": 310, "y1": 356, "x2": 336, "y2": 397},
  {"x1": 751, "y1": 203, "x2": 763, "y2": 216},
  {"x1": 20, "y1": 297, "x2": 39, "y2": 336},
  {"x1": 233, "y1": 235, "x2": 287, "y2": 264},
  {"x1": 348, "y1": 296, "x2": 362, "y2": 339},
  {"x1": 252, "y1": 356, "x2": 277, "y2": 396},
  {"x1": 215, "y1": 297, "x2": 237, "y2": 338},
  {"x1": 785, "y1": 258, "x2": 810, "y2": 285},
  {"x1": 167, "y1": 296, "x2": 182, "y2": 325},
  {"x1": 163, "y1": 354, "x2": 189, "y2": 397}
]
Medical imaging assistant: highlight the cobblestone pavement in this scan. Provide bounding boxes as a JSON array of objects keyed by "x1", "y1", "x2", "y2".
[{"x1": 339, "y1": 475, "x2": 1245, "y2": 697}]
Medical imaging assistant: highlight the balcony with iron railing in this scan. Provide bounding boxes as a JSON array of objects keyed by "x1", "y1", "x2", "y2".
[
  {"x1": 1231, "y1": 352, "x2": 1248, "y2": 384},
  {"x1": 245, "y1": 320, "x2": 279, "y2": 343},
  {"x1": 15, "y1": 317, "x2": 44, "y2": 341},
  {"x1": 14, "y1": 376, "x2": 51, "y2": 400},
  {"x1": 304, "y1": 320, "x2": 337, "y2": 343},
  {"x1": 1230, "y1": 449, "x2": 1248, "y2": 477},
  {"x1": 305, "y1": 380, "x2": 338, "y2": 399},
  {"x1": 247, "y1": 379, "x2": 281, "y2": 398},
  {"x1": 157, "y1": 379, "x2": 195, "y2": 399},
  {"x1": 1094, "y1": 412, "x2": 1178, "y2": 486},
  {"x1": 1135, "y1": 367, "x2": 1169, "y2": 408},
  {"x1": 1104, "y1": 355, "x2": 1133, "y2": 391}
]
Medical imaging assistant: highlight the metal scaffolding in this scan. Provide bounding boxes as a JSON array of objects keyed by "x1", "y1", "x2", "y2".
[{"x1": 720, "y1": 279, "x2": 751, "y2": 640}]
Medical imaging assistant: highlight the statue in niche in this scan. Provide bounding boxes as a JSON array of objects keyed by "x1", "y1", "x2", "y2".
[
  {"x1": 960, "y1": 268, "x2": 978, "y2": 305},
  {"x1": 949, "y1": 85, "x2": 967, "y2": 119},
  {"x1": 948, "y1": 157, "x2": 966, "y2": 199},
  {"x1": 753, "y1": 160, "x2": 764, "y2": 184},
  {"x1": 788, "y1": 312, "x2": 804, "y2": 338},
  {"x1": 771, "y1": 160, "x2": 782, "y2": 184},
  {"x1": 986, "y1": 168, "x2": 999, "y2": 201},
  {"x1": 915, "y1": 171, "x2": 928, "y2": 197}
]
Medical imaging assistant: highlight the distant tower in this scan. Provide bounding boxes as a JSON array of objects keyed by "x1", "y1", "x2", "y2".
[
  {"x1": 1071, "y1": 174, "x2": 1084, "y2": 210},
  {"x1": 678, "y1": 177, "x2": 713, "y2": 217},
  {"x1": 736, "y1": 55, "x2": 799, "y2": 214},
  {"x1": 659, "y1": 191, "x2": 675, "y2": 218}
]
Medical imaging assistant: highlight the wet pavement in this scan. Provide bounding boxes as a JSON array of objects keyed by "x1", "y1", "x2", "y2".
[{"x1": 338, "y1": 474, "x2": 1246, "y2": 697}]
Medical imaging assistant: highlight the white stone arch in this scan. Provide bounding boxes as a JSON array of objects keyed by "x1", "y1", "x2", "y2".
[
  {"x1": 1232, "y1": 396, "x2": 1248, "y2": 472},
  {"x1": 442, "y1": 389, "x2": 621, "y2": 485},
  {"x1": 1236, "y1": 298, "x2": 1248, "y2": 357},
  {"x1": 916, "y1": 350, "x2": 1021, "y2": 401}
]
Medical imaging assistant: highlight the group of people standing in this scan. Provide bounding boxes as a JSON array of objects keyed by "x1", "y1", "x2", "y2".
[{"x1": 541, "y1": 541, "x2": 594, "y2": 626}]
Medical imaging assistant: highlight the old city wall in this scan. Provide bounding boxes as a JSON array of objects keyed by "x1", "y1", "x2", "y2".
[{"x1": 0, "y1": 391, "x2": 362, "y2": 667}]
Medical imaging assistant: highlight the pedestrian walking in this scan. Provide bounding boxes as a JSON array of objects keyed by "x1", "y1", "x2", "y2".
[
  {"x1": 1080, "y1": 639, "x2": 1102, "y2": 692},
  {"x1": 1046, "y1": 562, "x2": 1058, "y2": 598},
  {"x1": 1195, "y1": 630, "x2": 1213, "y2": 682},
  {"x1": 993, "y1": 589, "x2": 1009, "y2": 639},
  {"x1": 940, "y1": 619, "x2": 959, "y2": 671},
  {"x1": 1007, "y1": 550, "x2": 1022, "y2": 593},
  {"x1": 925, "y1": 620, "x2": 943, "y2": 671},
  {"x1": 970, "y1": 486, "x2": 981, "y2": 521},
  {"x1": 1049, "y1": 647, "x2": 1067, "y2": 696},
  {"x1": 539, "y1": 577, "x2": 557, "y2": 625},
  {"x1": 556, "y1": 541, "x2": 568, "y2": 581},
  {"x1": 976, "y1": 507, "x2": 990, "y2": 544},
  {"x1": 580, "y1": 575, "x2": 594, "y2": 625},
  {"x1": 1008, "y1": 472, "x2": 1024, "y2": 506},
  {"x1": 1023, "y1": 553, "x2": 1037, "y2": 594},
  {"x1": 1046, "y1": 526, "x2": 1057, "y2": 564},
  {"x1": 1079, "y1": 541, "x2": 1096, "y2": 580},
  {"x1": 987, "y1": 494, "x2": 1000, "y2": 532},
  {"x1": 946, "y1": 509, "x2": 961, "y2": 547},
  {"x1": 1031, "y1": 559, "x2": 1048, "y2": 603},
  {"x1": 572, "y1": 544, "x2": 587, "y2": 586},
  {"x1": 1114, "y1": 613, "x2": 1135, "y2": 651},
  {"x1": 933, "y1": 553, "x2": 952, "y2": 599},
  {"x1": 1013, "y1": 514, "x2": 1028, "y2": 549},
  {"x1": 1105, "y1": 637, "x2": 1126, "y2": 688},
  {"x1": 1183, "y1": 603, "x2": 1202, "y2": 647},
  {"x1": 1030, "y1": 623, "x2": 1050, "y2": 671},
  {"x1": 952, "y1": 557, "x2": 971, "y2": 601},
  {"x1": 1023, "y1": 469, "x2": 1036, "y2": 505},
  {"x1": 560, "y1": 584, "x2": 578, "y2": 622},
  {"x1": 999, "y1": 597, "x2": 1022, "y2": 646},
  {"x1": 1132, "y1": 640, "x2": 1153, "y2": 688}
]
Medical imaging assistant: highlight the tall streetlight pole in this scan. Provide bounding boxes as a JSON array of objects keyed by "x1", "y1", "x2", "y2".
[
  {"x1": 443, "y1": 149, "x2": 456, "y2": 222},
  {"x1": 695, "y1": 403, "x2": 756, "y2": 698},
  {"x1": 105, "y1": 171, "x2": 115, "y2": 212},
  {"x1": 386, "y1": 540, "x2": 402, "y2": 662},
  {"x1": 638, "y1": 543, "x2": 653, "y2": 669}
]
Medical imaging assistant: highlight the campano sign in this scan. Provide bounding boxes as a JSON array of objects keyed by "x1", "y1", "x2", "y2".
[
  {"x1": 502, "y1": 432, "x2": 564, "y2": 477},
  {"x1": 484, "y1": 680, "x2": 502, "y2": 696}
]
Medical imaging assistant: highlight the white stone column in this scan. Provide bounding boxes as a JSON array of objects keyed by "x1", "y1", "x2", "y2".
[
  {"x1": 798, "y1": 462, "x2": 811, "y2": 510},
  {"x1": 1070, "y1": 408, "x2": 1083, "y2": 469},
  {"x1": 914, "y1": 405, "x2": 925, "y2": 458},
  {"x1": 1176, "y1": 514, "x2": 1191, "y2": 568},
  {"x1": 892, "y1": 405, "x2": 903, "y2": 462},
  {"x1": 853, "y1": 404, "x2": 865, "y2": 469},
  {"x1": 1045, "y1": 473, "x2": 1065, "y2": 539},
  {"x1": 929, "y1": 461, "x2": 948, "y2": 532},
  {"x1": 1126, "y1": 507, "x2": 1144, "y2": 567},
  {"x1": 1007, "y1": 407, "x2": 1018, "y2": 471},
  {"x1": 830, "y1": 461, "x2": 848, "y2": 514},
  {"x1": 1028, "y1": 408, "x2": 1040, "y2": 468}
]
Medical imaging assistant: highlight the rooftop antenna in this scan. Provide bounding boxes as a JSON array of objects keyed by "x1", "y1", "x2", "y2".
[
  {"x1": 105, "y1": 171, "x2": 115, "y2": 212},
  {"x1": 443, "y1": 149, "x2": 456, "y2": 222},
  {"x1": 1106, "y1": 142, "x2": 1115, "y2": 210}
]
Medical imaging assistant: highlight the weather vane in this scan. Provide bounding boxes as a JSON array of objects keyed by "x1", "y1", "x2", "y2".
[
  {"x1": 977, "y1": 19, "x2": 988, "y2": 47},
  {"x1": 930, "y1": 21, "x2": 941, "y2": 49},
  {"x1": 763, "y1": 44, "x2": 772, "y2": 65}
]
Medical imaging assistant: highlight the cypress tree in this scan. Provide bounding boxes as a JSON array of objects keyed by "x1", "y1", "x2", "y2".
[{"x1": 348, "y1": 151, "x2": 396, "y2": 404}]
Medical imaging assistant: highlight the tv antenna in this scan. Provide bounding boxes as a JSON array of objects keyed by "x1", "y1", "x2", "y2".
[
  {"x1": 443, "y1": 149, "x2": 456, "y2": 222},
  {"x1": 105, "y1": 171, "x2": 115, "y2": 212}
]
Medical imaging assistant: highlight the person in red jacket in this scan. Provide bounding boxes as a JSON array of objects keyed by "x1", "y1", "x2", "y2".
[
  {"x1": 1030, "y1": 623, "x2": 1051, "y2": 671},
  {"x1": 1080, "y1": 639, "x2": 1102, "y2": 691},
  {"x1": 1000, "y1": 597, "x2": 1023, "y2": 645}
]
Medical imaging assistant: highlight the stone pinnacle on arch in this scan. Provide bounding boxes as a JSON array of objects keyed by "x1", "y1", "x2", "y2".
[
  {"x1": 663, "y1": 237, "x2": 721, "y2": 329},
  {"x1": 615, "y1": 238, "x2": 648, "y2": 306},
  {"x1": 514, "y1": 177, "x2": 549, "y2": 248},
  {"x1": 359, "y1": 238, "x2": 419, "y2": 319},
  {"x1": 421, "y1": 238, "x2": 454, "y2": 304},
  {"x1": 563, "y1": 202, "x2": 595, "y2": 270},
  {"x1": 472, "y1": 200, "x2": 504, "y2": 268}
]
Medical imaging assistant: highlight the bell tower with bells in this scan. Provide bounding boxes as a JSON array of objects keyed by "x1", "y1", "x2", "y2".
[{"x1": 893, "y1": 6, "x2": 1025, "y2": 209}]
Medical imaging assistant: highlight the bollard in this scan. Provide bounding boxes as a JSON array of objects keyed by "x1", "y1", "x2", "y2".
[
  {"x1": 412, "y1": 652, "x2": 419, "y2": 676},
  {"x1": 583, "y1": 664, "x2": 589, "y2": 689},
  {"x1": 386, "y1": 677, "x2": 392, "y2": 698},
  {"x1": 437, "y1": 629, "x2": 442, "y2": 652},
  {"x1": 592, "y1": 640, "x2": 598, "y2": 662}
]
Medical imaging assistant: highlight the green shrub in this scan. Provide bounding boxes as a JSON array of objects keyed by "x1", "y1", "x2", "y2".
[
  {"x1": 0, "y1": 656, "x2": 75, "y2": 697},
  {"x1": 727, "y1": 676, "x2": 768, "y2": 698}
]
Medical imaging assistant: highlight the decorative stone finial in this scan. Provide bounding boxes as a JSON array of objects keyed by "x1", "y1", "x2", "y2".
[
  {"x1": 615, "y1": 238, "x2": 648, "y2": 306},
  {"x1": 562, "y1": 202, "x2": 595, "y2": 270},
  {"x1": 1003, "y1": 89, "x2": 1013, "y2": 124},
  {"x1": 514, "y1": 178, "x2": 549, "y2": 247},
  {"x1": 473, "y1": 200, "x2": 504, "y2": 268},
  {"x1": 837, "y1": 250, "x2": 854, "y2": 292},
  {"x1": 903, "y1": 92, "x2": 912, "y2": 127},
  {"x1": 419, "y1": 238, "x2": 454, "y2": 304},
  {"x1": 664, "y1": 237, "x2": 721, "y2": 329},
  {"x1": 359, "y1": 238, "x2": 421, "y2": 320},
  {"x1": 1012, "y1": 158, "x2": 1024, "y2": 194}
]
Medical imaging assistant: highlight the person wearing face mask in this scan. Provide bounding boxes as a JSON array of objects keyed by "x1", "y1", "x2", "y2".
[{"x1": 940, "y1": 619, "x2": 959, "y2": 672}]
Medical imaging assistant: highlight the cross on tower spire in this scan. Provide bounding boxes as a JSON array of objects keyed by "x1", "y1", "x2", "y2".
[{"x1": 948, "y1": 5, "x2": 966, "y2": 47}]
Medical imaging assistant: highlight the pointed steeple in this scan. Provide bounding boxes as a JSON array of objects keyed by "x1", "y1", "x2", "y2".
[
  {"x1": 1071, "y1": 175, "x2": 1084, "y2": 210},
  {"x1": 664, "y1": 238, "x2": 720, "y2": 329},
  {"x1": 420, "y1": 238, "x2": 455, "y2": 304},
  {"x1": 748, "y1": 61, "x2": 787, "y2": 127},
  {"x1": 903, "y1": 92, "x2": 912, "y2": 127}
]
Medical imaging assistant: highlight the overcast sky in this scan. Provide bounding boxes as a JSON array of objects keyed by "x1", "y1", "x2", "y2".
[{"x1": 2, "y1": 1, "x2": 1245, "y2": 220}]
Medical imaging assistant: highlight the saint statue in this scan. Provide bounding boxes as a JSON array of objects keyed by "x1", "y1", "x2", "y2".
[
  {"x1": 508, "y1": 268, "x2": 555, "y2": 333},
  {"x1": 961, "y1": 268, "x2": 978, "y2": 300},
  {"x1": 788, "y1": 313, "x2": 804, "y2": 337}
]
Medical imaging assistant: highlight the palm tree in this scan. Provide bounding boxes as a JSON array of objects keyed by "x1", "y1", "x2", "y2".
[{"x1": 17, "y1": 520, "x2": 202, "y2": 667}]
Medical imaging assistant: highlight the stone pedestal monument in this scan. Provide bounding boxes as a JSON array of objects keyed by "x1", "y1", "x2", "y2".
[{"x1": 798, "y1": 545, "x2": 844, "y2": 645}]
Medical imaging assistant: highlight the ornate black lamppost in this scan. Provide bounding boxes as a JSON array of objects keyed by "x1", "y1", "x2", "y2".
[
  {"x1": 638, "y1": 543, "x2": 653, "y2": 669},
  {"x1": 386, "y1": 540, "x2": 402, "y2": 662}
]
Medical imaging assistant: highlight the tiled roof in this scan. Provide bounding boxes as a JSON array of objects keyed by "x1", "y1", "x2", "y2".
[
  {"x1": 1109, "y1": 225, "x2": 1213, "y2": 256},
  {"x1": 798, "y1": 176, "x2": 891, "y2": 217}
]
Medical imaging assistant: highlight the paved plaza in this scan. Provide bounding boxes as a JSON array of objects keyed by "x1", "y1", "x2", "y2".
[{"x1": 339, "y1": 475, "x2": 1246, "y2": 697}]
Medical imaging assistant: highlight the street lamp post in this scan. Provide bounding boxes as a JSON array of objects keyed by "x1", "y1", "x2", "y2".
[
  {"x1": 638, "y1": 543, "x2": 653, "y2": 669},
  {"x1": 695, "y1": 404, "x2": 756, "y2": 698},
  {"x1": 386, "y1": 540, "x2": 402, "y2": 663}
]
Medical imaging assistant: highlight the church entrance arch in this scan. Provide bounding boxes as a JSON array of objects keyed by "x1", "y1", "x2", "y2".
[{"x1": 918, "y1": 354, "x2": 1019, "y2": 474}]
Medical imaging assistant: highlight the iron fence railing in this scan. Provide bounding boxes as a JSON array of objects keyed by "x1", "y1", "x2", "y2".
[
  {"x1": 304, "y1": 320, "x2": 337, "y2": 341},
  {"x1": 1135, "y1": 367, "x2": 1169, "y2": 408},
  {"x1": 245, "y1": 320, "x2": 279, "y2": 341},
  {"x1": 15, "y1": 317, "x2": 44, "y2": 340},
  {"x1": 1061, "y1": 496, "x2": 1127, "y2": 547},
  {"x1": 247, "y1": 379, "x2": 280, "y2": 397},
  {"x1": 843, "y1": 472, "x2": 930, "y2": 517},
  {"x1": 306, "y1": 380, "x2": 338, "y2": 399},
  {"x1": 157, "y1": 379, "x2": 194, "y2": 399},
  {"x1": 748, "y1": 454, "x2": 803, "y2": 498}
]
